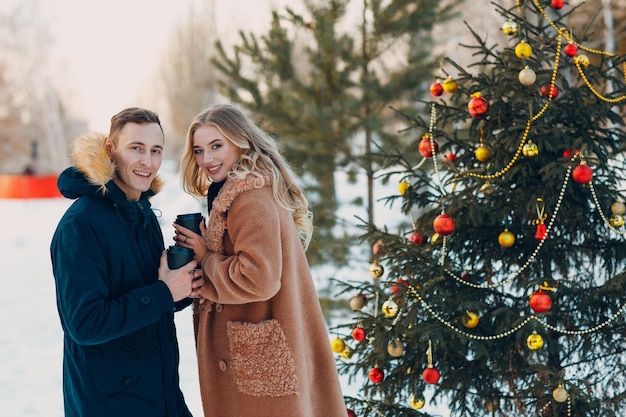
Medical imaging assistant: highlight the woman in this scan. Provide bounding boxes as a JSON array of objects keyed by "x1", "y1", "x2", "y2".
[{"x1": 173, "y1": 104, "x2": 346, "y2": 416}]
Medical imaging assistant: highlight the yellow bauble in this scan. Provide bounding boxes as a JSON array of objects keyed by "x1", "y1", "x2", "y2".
[
  {"x1": 610, "y1": 215, "x2": 625, "y2": 228},
  {"x1": 611, "y1": 200, "x2": 626, "y2": 215},
  {"x1": 382, "y1": 299, "x2": 399, "y2": 317},
  {"x1": 331, "y1": 336, "x2": 346, "y2": 353},
  {"x1": 522, "y1": 141, "x2": 539, "y2": 157},
  {"x1": 575, "y1": 54, "x2": 590, "y2": 67},
  {"x1": 498, "y1": 230, "x2": 515, "y2": 248},
  {"x1": 442, "y1": 77, "x2": 458, "y2": 93},
  {"x1": 398, "y1": 180, "x2": 409, "y2": 195},
  {"x1": 515, "y1": 41, "x2": 532, "y2": 59},
  {"x1": 475, "y1": 145, "x2": 491, "y2": 162},
  {"x1": 462, "y1": 311, "x2": 479, "y2": 328},
  {"x1": 526, "y1": 332, "x2": 544, "y2": 350},
  {"x1": 387, "y1": 338, "x2": 404, "y2": 357},
  {"x1": 408, "y1": 394, "x2": 425, "y2": 410}
]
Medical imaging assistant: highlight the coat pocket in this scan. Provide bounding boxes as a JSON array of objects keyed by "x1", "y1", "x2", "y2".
[{"x1": 226, "y1": 319, "x2": 298, "y2": 397}]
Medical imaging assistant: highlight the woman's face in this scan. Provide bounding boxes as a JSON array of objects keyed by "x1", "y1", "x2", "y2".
[{"x1": 192, "y1": 125, "x2": 240, "y2": 183}]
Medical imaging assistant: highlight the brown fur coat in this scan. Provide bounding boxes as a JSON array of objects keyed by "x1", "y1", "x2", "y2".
[{"x1": 194, "y1": 175, "x2": 346, "y2": 416}]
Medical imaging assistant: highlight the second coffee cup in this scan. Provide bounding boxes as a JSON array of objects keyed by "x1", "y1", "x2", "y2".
[{"x1": 175, "y1": 212, "x2": 202, "y2": 236}]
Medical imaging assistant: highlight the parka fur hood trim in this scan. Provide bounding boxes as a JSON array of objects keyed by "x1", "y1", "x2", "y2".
[
  {"x1": 70, "y1": 132, "x2": 163, "y2": 196},
  {"x1": 205, "y1": 174, "x2": 270, "y2": 253}
]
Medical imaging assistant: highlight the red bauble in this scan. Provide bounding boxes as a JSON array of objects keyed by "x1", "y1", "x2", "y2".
[
  {"x1": 368, "y1": 367, "x2": 384, "y2": 384},
  {"x1": 372, "y1": 240, "x2": 384, "y2": 256},
  {"x1": 430, "y1": 82, "x2": 444, "y2": 97},
  {"x1": 468, "y1": 94, "x2": 489, "y2": 118},
  {"x1": 391, "y1": 278, "x2": 409, "y2": 296},
  {"x1": 408, "y1": 230, "x2": 426, "y2": 245},
  {"x1": 551, "y1": 0, "x2": 564, "y2": 9},
  {"x1": 541, "y1": 85, "x2": 559, "y2": 99},
  {"x1": 529, "y1": 290, "x2": 552, "y2": 313},
  {"x1": 461, "y1": 271, "x2": 470, "y2": 280},
  {"x1": 433, "y1": 213, "x2": 455, "y2": 236},
  {"x1": 418, "y1": 136, "x2": 439, "y2": 158},
  {"x1": 535, "y1": 223, "x2": 548, "y2": 240},
  {"x1": 422, "y1": 367, "x2": 441, "y2": 384},
  {"x1": 347, "y1": 409, "x2": 357, "y2": 417},
  {"x1": 564, "y1": 43, "x2": 578, "y2": 57},
  {"x1": 572, "y1": 164, "x2": 593, "y2": 184},
  {"x1": 352, "y1": 327, "x2": 366, "y2": 342},
  {"x1": 444, "y1": 152, "x2": 457, "y2": 162}
]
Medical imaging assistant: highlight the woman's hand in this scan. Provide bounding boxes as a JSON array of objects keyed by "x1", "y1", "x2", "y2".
[{"x1": 173, "y1": 217, "x2": 208, "y2": 263}]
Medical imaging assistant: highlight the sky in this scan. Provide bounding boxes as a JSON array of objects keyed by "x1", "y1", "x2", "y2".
[{"x1": 40, "y1": 0, "x2": 291, "y2": 132}]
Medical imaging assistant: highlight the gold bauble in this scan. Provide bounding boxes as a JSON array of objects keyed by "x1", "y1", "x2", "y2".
[
  {"x1": 501, "y1": 20, "x2": 518, "y2": 36},
  {"x1": 575, "y1": 54, "x2": 590, "y2": 67},
  {"x1": 408, "y1": 394, "x2": 425, "y2": 410},
  {"x1": 610, "y1": 215, "x2": 625, "y2": 228},
  {"x1": 340, "y1": 345, "x2": 353, "y2": 359},
  {"x1": 382, "y1": 299, "x2": 399, "y2": 317},
  {"x1": 330, "y1": 336, "x2": 346, "y2": 353},
  {"x1": 475, "y1": 145, "x2": 491, "y2": 162},
  {"x1": 462, "y1": 311, "x2": 480, "y2": 328},
  {"x1": 526, "y1": 331, "x2": 544, "y2": 350},
  {"x1": 398, "y1": 180, "x2": 409, "y2": 195},
  {"x1": 498, "y1": 230, "x2": 516, "y2": 248},
  {"x1": 369, "y1": 261, "x2": 384, "y2": 278},
  {"x1": 522, "y1": 141, "x2": 539, "y2": 157},
  {"x1": 442, "y1": 77, "x2": 458, "y2": 93},
  {"x1": 552, "y1": 385, "x2": 569, "y2": 403},
  {"x1": 611, "y1": 200, "x2": 626, "y2": 215},
  {"x1": 387, "y1": 338, "x2": 404, "y2": 357},
  {"x1": 349, "y1": 294, "x2": 367, "y2": 310}
]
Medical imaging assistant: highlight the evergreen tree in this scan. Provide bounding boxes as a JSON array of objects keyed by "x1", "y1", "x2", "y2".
[
  {"x1": 334, "y1": 1, "x2": 626, "y2": 416},
  {"x1": 211, "y1": 0, "x2": 457, "y2": 266}
]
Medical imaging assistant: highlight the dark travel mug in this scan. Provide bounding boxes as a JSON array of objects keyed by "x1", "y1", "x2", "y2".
[
  {"x1": 175, "y1": 212, "x2": 202, "y2": 235},
  {"x1": 166, "y1": 245, "x2": 195, "y2": 269}
]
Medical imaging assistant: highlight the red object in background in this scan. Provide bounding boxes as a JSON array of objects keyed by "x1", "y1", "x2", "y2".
[
  {"x1": 429, "y1": 82, "x2": 444, "y2": 97},
  {"x1": 408, "y1": 231, "x2": 426, "y2": 245},
  {"x1": 529, "y1": 289, "x2": 553, "y2": 313},
  {"x1": 347, "y1": 409, "x2": 357, "y2": 417},
  {"x1": 418, "y1": 136, "x2": 439, "y2": 158},
  {"x1": 422, "y1": 367, "x2": 441, "y2": 384},
  {"x1": 535, "y1": 223, "x2": 548, "y2": 240},
  {"x1": 368, "y1": 367, "x2": 384, "y2": 384},
  {"x1": 391, "y1": 278, "x2": 409, "y2": 296},
  {"x1": 564, "y1": 43, "x2": 578, "y2": 57},
  {"x1": 0, "y1": 175, "x2": 62, "y2": 199},
  {"x1": 468, "y1": 94, "x2": 489, "y2": 118},
  {"x1": 541, "y1": 84, "x2": 559, "y2": 99},
  {"x1": 551, "y1": 0, "x2": 564, "y2": 9},
  {"x1": 352, "y1": 327, "x2": 366, "y2": 342},
  {"x1": 572, "y1": 164, "x2": 593, "y2": 184},
  {"x1": 433, "y1": 213, "x2": 455, "y2": 236}
]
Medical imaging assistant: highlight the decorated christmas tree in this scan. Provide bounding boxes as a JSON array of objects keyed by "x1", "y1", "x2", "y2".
[{"x1": 334, "y1": 1, "x2": 626, "y2": 416}]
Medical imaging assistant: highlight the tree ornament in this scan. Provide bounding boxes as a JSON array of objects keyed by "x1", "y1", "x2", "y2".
[
  {"x1": 541, "y1": 84, "x2": 559, "y2": 99},
  {"x1": 564, "y1": 42, "x2": 578, "y2": 57},
  {"x1": 442, "y1": 77, "x2": 458, "y2": 93},
  {"x1": 462, "y1": 311, "x2": 480, "y2": 328},
  {"x1": 501, "y1": 19, "x2": 518, "y2": 36},
  {"x1": 429, "y1": 82, "x2": 444, "y2": 97},
  {"x1": 572, "y1": 162, "x2": 593, "y2": 184},
  {"x1": 519, "y1": 66, "x2": 537, "y2": 85},
  {"x1": 611, "y1": 200, "x2": 625, "y2": 215},
  {"x1": 522, "y1": 140, "x2": 539, "y2": 157},
  {"x1": 382, "y1": 299, "x2": 399, "y2": 317},
  {"x1": 551, "y1": 0, "x2": 565, "y2": 10},
  {"x1": 372, "y1": 239, "x2": 384, "y2": 256},
  {"x1": 408, "y1": 394, "x2": 425, "y2": 410},
  {"x1": 433, "y1": 213, "x2": 455, "y2": 236},
  {"x1": 331, "y1": 336, "x2": 346, "y2": 353},
  {"x1": 552, "y1": 384, "x2": 569, "y2": 402},
  {"x1": 468, "y1": 92, "x2": 489, "y2": 118},
  {"x1": 387, "y1": 338, "x2": 404, "y2": 357},
  {"x1": 610, "y1": 215, "x2": 625, "y2": 228},
  {"x1": 498, "y1": 229, "x2": 515, "y2": 248},
  {"x1": 461, "y1": 271, "x2": 470, "y2": 280},
  {"x1": 526, "y1": 330, "x2": 544, "y2": 350},
  {"x1": 533, "y1": 197, "x2": 548, "y2": 240},
  {"x1": 340, "y1": 345, "x2": 353, "y2": 359},
  {"x1": 352, "y1": 327, "x2": 366, "y2": 342},
  {"x1": 349, "y1": 294, "x2": 367, "y2": 310},
  {"x1": 444, "y1": 151, "x2": 457, "y2": 162},
  {"x1": 529, "y1": 282, "x2": 555, "y2": 313},
  {"x1": 347, "y1": 409, "x2": 357, "y2": 417},
  {"x1": 368, "y1": 366, "x2": 384, "y2": 384},
  {"x1": 418, "y1": 133, "x2": 439, "y2": 158},
  {"x1": 422, "y1": 366, "x2": 440, "y2": 384},
  {"x1": 408, "y1": 230, "x2": 426, "y2": 245},
  {"x1": 369, "y1": 260, "x2": 384, "y2": 278},
  {"x1": 575, "y1": 54, "x2": 590, "y2": 67},
  {"x1": 475, "y1": 144, "x2": 491, "y2": 162},
  {"x1": 391, "y1": 278, "x2": 409, "y2": 296},
  {"x1": 515, "y1": 41, "x2": 532, "y2": 59},
  {"x1": 398, "y1": 180, "x2": 409, "y2": 195}
]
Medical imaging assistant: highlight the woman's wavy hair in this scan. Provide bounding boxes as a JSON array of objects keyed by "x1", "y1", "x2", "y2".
[{"x1": 180, "y1": 104, "x2": 313, "y2": 249}]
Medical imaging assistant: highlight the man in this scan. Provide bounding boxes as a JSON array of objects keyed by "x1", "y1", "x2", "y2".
[{"x1": 51, "y1": 107, "x2": 202, "y2": 417}]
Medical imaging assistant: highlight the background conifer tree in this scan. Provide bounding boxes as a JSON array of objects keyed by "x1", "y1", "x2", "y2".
[{"x1": 334, "y1": 1, "x2": 626, "y2": 416}]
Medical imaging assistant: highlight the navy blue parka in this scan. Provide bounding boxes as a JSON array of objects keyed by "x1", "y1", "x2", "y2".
[{"x1": 50, "y1": 132, "x2": 192, "y2": 417}]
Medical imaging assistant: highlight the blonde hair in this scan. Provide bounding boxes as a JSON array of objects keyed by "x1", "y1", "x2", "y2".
[{"x1": 181, "y1": 104, "x2": 313, "y2": 249}]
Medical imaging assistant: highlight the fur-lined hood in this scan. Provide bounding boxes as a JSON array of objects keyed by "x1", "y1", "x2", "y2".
[{"x1": 58, "y1": 132, "x2": 163, "y2": 199}]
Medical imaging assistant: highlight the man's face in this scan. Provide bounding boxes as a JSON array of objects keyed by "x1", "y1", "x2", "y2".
[{"x1": 106, "y1": 122, "x2": 164, "y2": 201}]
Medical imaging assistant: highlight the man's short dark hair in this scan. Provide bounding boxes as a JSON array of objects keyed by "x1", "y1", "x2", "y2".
[{"x1": 108, "y1": 107, "x2": 163, "y2": 145}]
